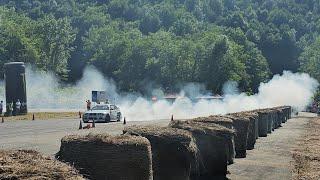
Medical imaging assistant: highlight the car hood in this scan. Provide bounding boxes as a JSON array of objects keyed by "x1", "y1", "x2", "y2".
[{"x1": 85, "y1": 110, "x2": 109, "y2": 114}]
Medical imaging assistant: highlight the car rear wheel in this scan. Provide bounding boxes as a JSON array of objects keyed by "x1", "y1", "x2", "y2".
[
  {"x1": 117, "y1": 113, "x2": 121, "y2": 122},
  {"x1": 105, "y1": 114, "x2": 111, "y2": 123}
]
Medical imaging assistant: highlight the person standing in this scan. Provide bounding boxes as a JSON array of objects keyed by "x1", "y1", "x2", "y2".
[
  {"x1": 86, "y1": 100, "x2": 91, "y2": 110},
  {"x1": 15, "y1": 99, "x2": 21, "y2": 115},
  {"x1": 0, "y1": 101, "x2": 3, "y2": 116},
  {"x1": 7, "y1": 102, "x2": 13, "y2": 116}
]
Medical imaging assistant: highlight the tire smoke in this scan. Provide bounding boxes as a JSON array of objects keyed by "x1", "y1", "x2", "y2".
[{"x1": 0, "y1": 66, "x2": 318, "y2": 121}]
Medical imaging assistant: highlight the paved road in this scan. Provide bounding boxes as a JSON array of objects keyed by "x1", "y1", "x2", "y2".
[
  {"x1": 0, "y1": 118, "x2": 170, "y2": 156},
  {"x1": 228, "y1": 112, "x2": 317, "y2": 180}
]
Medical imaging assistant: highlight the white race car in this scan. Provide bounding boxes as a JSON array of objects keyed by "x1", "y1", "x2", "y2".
[{"x1": 82, "y1": 104, "x2": 122, "y2": 123}]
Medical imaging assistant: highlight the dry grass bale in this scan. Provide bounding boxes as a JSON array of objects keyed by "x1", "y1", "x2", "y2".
[
  {"x1": 189, "y1": 116, "x2": 235, "y2": 165},
  {"x1": 252, "y1": 110, "x2": 269, "y2": 137},
  {"x1": 244, "y1": 111, "x2": 260, "y2": 140},
  {"x1": 277, "y1": 108, "x2": 286, "y2": 123},
  {"x1": 0, "y1": 149, "x2": 83, "y2": 180},
  {"x1": 267, "y1": 109, "x2": 277, "y2": 132},
  {"x1": 229, "y1": 112, "x2": 259, "y2": 150},
  {"x1": 192, "y1": 115, "x2": 234, "y2": 129},
  {"x1": 272, "y1": 108, "x2": 284, "y2": 128},
  {"x1": 123, "y1": 126, "x2": 198, "y2": 180},
  {"x1": 225, "y1": 114, "x2": 250, "y2": 157},
  {"x1": 57, "y1": 134, "x2": 153, "y2": 180},
  {"x1": 169, "y1": 120, "x2": 234, "y2": 179},
  {"x1": 277, "y1": 106, "x2": 292, "y2": 121},
  {"x1": 265, "y1": 110, "x2": 275, "y2": 133}
]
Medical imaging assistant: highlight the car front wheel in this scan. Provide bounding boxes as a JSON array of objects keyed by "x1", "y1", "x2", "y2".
[{"x1": 105, "y1": 114, "x2": 111, "y2": 123}]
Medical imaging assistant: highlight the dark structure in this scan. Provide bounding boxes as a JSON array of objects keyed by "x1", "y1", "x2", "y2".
[{"x1": 4, "y1": 62, "x2": 27, "y2": 114}]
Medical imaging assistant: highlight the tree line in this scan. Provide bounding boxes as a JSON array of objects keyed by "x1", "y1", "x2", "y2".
[{"x1": 0, "y1": 0, "x2": 319, "y2": 94}]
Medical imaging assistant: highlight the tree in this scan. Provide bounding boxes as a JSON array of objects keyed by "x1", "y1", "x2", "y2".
[{"x1": 299, "y1": 37, "x2": 320, "y2": 82}]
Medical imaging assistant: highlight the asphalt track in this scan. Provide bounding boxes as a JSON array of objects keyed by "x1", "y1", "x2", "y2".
[{"x1": 0, "y1": 118, "x2": 170, "y2": 155}]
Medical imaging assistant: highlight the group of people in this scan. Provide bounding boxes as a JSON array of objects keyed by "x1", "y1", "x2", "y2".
[{"x1": 0, "y1": 99, "x2": 25, "y2": 116}]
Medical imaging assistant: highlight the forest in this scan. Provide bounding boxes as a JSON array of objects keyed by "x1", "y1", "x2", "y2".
[{"x1": 0, "y1": 0, "x2": 320, "y2": 94}]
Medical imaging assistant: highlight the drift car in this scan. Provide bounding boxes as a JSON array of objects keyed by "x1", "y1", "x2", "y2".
[{"x1": 83, "y1": 104, "x2": 122, "y2": 123}]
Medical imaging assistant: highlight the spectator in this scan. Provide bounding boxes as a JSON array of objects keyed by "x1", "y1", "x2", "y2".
[
  {"x1": 86, "y1": 100, "x2": 91, "y2": 110},
  {"x1": 15, "y1": 99, "x2": 21, "y2": 115},
  {"x1": 0, "y1": 101, "x2": 3, "y2": 116},
  {"x1": 7, "y1": 102, "x2": 13, "y2": 116}
]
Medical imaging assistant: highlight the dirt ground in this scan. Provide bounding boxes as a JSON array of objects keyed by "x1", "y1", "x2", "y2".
[
  {"x1": 292, "y1": 116, "x2": 320, "y2": 180},
  {"x1": 228, "y1": 112, "x2": 317, "y2": 180}
]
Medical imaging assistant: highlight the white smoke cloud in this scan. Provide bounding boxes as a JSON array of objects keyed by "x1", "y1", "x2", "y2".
[{"x1": 0, "y1": 66, "x2": 318, "y2": 121}]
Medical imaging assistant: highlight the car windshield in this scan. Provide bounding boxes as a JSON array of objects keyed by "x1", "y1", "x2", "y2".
[{"x1": 92, "y1": 105, "x2": 109, "y2": 110}]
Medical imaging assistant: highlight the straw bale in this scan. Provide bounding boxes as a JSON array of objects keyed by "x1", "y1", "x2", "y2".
[
  {"x1": 225, "y1": 114, "x2": 250, "y2": 158},
  {"x1": 252, "y1": 110, "x2": 269, "y2": 137},
  {"x1": 57, "y1": 133, "x2": 153, "y2": 180},
  {"x1": 124, "y1": 126, "x2": 198, "y2": 180},
  {"x1": 0, "y1": 149, "x2": 83, "y2": 180},
  {"x1": 272, "y1": 108, "x2": 284, "y2": 128},
  {"x1": 265, "y1": 109, "x2": 277, "y2": 133},
  {"x1": 276, "y1": 106, "x2": 292, "y2": 121},
  {"x1": 192, "y1": 115, "x2": 233, "y2": 129},
  {"x1": 229, "y1": 112, "x2": 258, "y2": 150},
  {"x1": 169, "y1": 120, "x2": 234, "y2": 179},
  {"x1": 190, "y1": 116, "x2": 235, "y2": 164}
]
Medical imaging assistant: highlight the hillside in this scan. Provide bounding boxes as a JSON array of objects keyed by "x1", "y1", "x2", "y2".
[{"x1": 0, "y1": 0, "x2": 319, "y2": 93}]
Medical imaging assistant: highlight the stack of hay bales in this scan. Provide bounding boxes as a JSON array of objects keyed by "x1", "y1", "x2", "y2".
[
  {"x1": 191, "y1": 116, "x2": 235, "y2": 164},
  {"x1": 169, "y1": 120, "x2": 234, "y2": 179},
  {"x1": 224, "y1": 114, "x2": 250, "y2": 158},
  {"x1": 123, "y1": 126, "x2": 198, "y2": 180},
  {"x1": 0, "y1": 150, "x2": 83, "y2": 180},
  {"x1": 56, "y1": 134, "x2": 153, "y2": 180},
  {"x1": 281, "y1": 106, "x2": 292, "y2": 121}
]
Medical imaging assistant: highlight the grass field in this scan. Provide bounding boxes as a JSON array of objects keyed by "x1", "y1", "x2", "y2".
[
  {"x1": 292, "y1": 117, "x2": 320, "y2": 180},
  {"x1": 1, "y1": 112, "x2": 80, "y2": 121}
]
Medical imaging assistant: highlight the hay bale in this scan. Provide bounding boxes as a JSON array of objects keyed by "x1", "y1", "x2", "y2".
[
  {"x1": 273, "y1": 108, "x2": 284, "y2": 128},
  {"x1": 124, "y1": 126, "x2": 198, "y2": 180},
  {"x1": 0, "y1": 150, "x2": 83, "y2": 180},
  {"x1": 190, "y1": 116, "x2": 235, "y2": 165},
  {"x1": 229, "y1": 112, "x2": 259, "y2": 150},
  {"x1": 192, "y1": 115, "x2": 234, "y2": 129},
  {"x1": 57, "y1": 134, "x2": 153, "y2": 180},
  {"x1": 254, "y1": 110, "x2": 269, "y2": 137},
  {"x1": 266, "y1": 110, "x2": 274, "y2": 133},
  {"x1": 225, "y1": 114, "x2": 250, "y2": 157},
  {"x1": 169, "y1": 120, "x2": 234, "y2": 179},
  {"x1": 278, "y1": 106, "x2": 292, "y2": 121}
]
